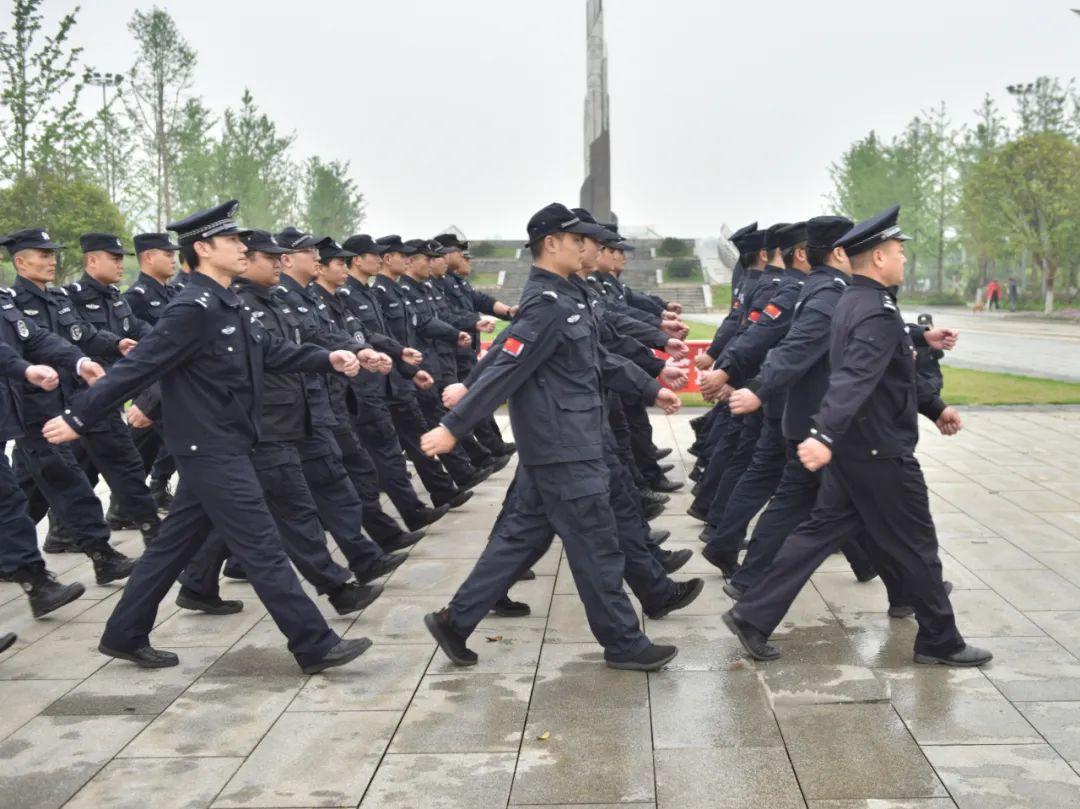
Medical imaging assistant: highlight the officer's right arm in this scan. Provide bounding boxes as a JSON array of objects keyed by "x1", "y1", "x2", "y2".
[
  {"x1": 62, "y1": 301, "x2": 207, "y2": 434},
  {"x1": 25, "y1": 323, "x2": 86, "y2": 375},
  {"x1": 748, "y1": 301, "x2": 833, "y2": 404},
  {"x1": 706, "y1": 307, "x2": 741, "y2": 359},
  {"x1": 441, "y1": 300, "x2": 560, "y2": 439},
  {"x1": 0, "y1": 340, "x2": 31, "y2": 380}
]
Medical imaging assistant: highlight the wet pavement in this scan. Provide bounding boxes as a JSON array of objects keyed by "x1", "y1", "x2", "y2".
[{"x1": 3, "y1": 409, "x2": 1080, "y2": 808}]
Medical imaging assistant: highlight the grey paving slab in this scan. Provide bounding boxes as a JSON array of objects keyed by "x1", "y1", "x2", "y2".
[
  {"x1": 808, "y1": 801, "x2": 957, "y2": 809},
  {"x1": 974, "y1": 568, "x2": 1080, "y2": 611},
  {"x1": 213, "y1": 711, "x2": 399, "y2": 808},
  {"x1": 64, "y1": 756, "x2": 244, "y2": 809},
  {"x1": 120, "y1": 675, "x2": 305, "y2": 758},
  {"x1": 289, "y1": 644, "x2": 433, "y2": 712},
  {"x1": 777, "y1": 703, "x2": 948, "y2": 800},
  {"x1": 654, "y1": 747, "x2": 804, "y2": 809},
  {"x1": 0, "y1": 622, "x2": 111, "y2": 681},
  {"x1": 757, "y1": 663, "x2": 889, "y2": 706},
  {"x1": 389, "y1": 673, "x2": 532, "y2": 753},
  {"x1": 0, "y1": 714, "x2": 151, "y2": 809},
  {"x1": 0, "y1": 679, "x2": 79, "y2": 741},
  {"x1": 1016, "y1": 702, "x2": 1080, "y2": 772},
  {"x1": 360, "y1": 752, "x2": 516, "y2": 808},
  {"x1": 978, "y1": 636, "x2": 1080, "y2": 701},
  {"x1": 924, "y1": 743, "x2": 1080, "y2": 808}
]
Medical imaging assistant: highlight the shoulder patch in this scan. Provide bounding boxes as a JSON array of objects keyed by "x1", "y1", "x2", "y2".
[
  {"x1": 132, "y1": 285, "x2": 146, "y2": 294},
  {"x1": 541, "y1": 290, "x2": 558, "y2": 300},
  {"x1": 833, "y1": 277, "x2": 847, "y2": 287}
]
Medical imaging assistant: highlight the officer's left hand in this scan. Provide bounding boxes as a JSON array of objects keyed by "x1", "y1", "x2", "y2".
[
  {"x1": 659, "y1": 365, "x2": 689, "y2": 390},
  {"x1": 421, "y1": 425, "x2": 457, "y2": 457},
  {"x1": 402, "y1": 347, "x2": 423, "y2": 366},
  {"x1": 413, "y1": 370, "x2": 435, "y2": 390},
  {"x1": 924, "y1": 327, "x2": 959, "y2": 351},
  {"x1": 695, "y1": 352, "x2": 715, "y2": 371},
  {"x1": 508, "y1": 305, "x2": 519, "y2": 317},
  {"x1": 653, "y1": 388, "x2": 681, "y2": 415},
  {"x1": 42, "y1": 415, "x2": 79, "y2": 445},
  {"x1": 936, "y1": 406, "x2": 963, "y2": 436},
  {"x1": 357, "y1": 348, "x2": 391, "y2": 374},
  {"x1": 661, "y1": 310, "x2": 678, "y2": 322},
  {"x1": 457, "y1": 331, "x2": 473, "y2": 347},
  {"x1": 117, "y1": 338, "x2": 138, "y2": 356},
  {"x1": 699, "y1": 369, "x2": 729, "y2": 402},
  {"x1": 79, "y1": 360, "x2": 106, "y2": 386},
  {"x1": 666, "y1": 301, "x2": 683, "y2": 314},
  {"x1": 24, "y1": 364, "x2": 59, "y2": 391},
  {"x1": 728, "y1": 388, "x2": 761, "y2": 415},
  {"x1": 660, "y1": 320, "x2": 688, "y2": 339},
  {"x1": 442, "y1": 383, "x2": 468, "y2": 408},
  {"x1": 329, "y1": 350, "x2": 361, "y2": 377},
  {"x1": 797, "y1": 437, "x2": 832, "y2": 471},
  {"x1": 476, "y1": 318, "x2": 495, "y2": 333},
  {"x1": 664, "y1": 338, "x2": 689, "y2": 361}
]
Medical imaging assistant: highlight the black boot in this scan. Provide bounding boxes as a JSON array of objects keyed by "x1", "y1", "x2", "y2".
[
  {"x1": 222, "y1": 559, "x2": 247, "y2": 580},
  {"x1": 176, "y1": 586, "x2": 244, "y2": 615},
  {"x1": 660, "y1": 548, "x2": 693, "y2": 574},
  {"x1": 14, "y1": 565, "x2": 85, "y2": 618},
  {"x1": 491, "y1": 596, "x2": 531, "y2": 617},
  {"x1": 106, "y1": 502, "x2": 137, "y2": 531},
  {"x1": 0, "y1": 633, "x2": 15, "y2": 654},
  {"x1": 43, "y1": 513, "x2": 78, "y2": 553},
  {"x1": 87, "y1": 544, "x2": 136, "y2": 585},
  {"x1": 424, "y1": 608, "x2": 477, "y2": 666},
  {"x1": 723, "y1": 610, "x2": 780, "y2": 661},
  {"x1": 378, "y1": 531, "x2": 423, "y2": 554},
  {"x1": 702, "y1": 544, "x2": 740, "y2": 578},
  {"x1": 150, "y1": 479, "x2": 174, "y2": 511},
  {"x1": 645, "y1": 578, "x2": 705, "y2": 620},
  {"x1": 605, "y1": 642, "x2": 678, "y2": 671},
  {"x1": 328, "y1": 582, "x2": 384, "y2": 615},
  {"x1": 353, "y1": 552, "x2": 408, "y2": 585},
  {"x1": 404, "y1": 504, "x2": 449, "y2": 531}
]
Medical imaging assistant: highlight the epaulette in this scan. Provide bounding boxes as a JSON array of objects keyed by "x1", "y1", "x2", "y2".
[
  {"x1": 339, "y1": 287, "x2": 351, "y2": 296},
  {"x1": 70, "y1": 282, "x2": 82, "y2": 292},
  {"x1": 772, "y1": 277, "x2": 781, "y2": 284},
  {"x1": 882, "y1": 294, "x2": 897, "y2": 312},
  {"x1": 132, "y1": 285, "x2": 146, "y2": 294},
  {"x1": 541, "y1": 290, "x2": 558, "y2": 300},
  {"x1": 108, "y1": 283, "x2": 121, "y2": 292},
  {"x1": 833, "y1": 277, "x2": 847, "y2": 287}
]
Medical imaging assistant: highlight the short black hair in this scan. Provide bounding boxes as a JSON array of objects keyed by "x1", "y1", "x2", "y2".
[
  {"x1": 806, "y1": 246, "x2": 832, "y2": 267},
  {"x1": 179, "y1": 242, "x2": 201, "y2": 270},
  {"x1": 783, "y1": 241, "x2": 807, "y2": 269},
  {"x1": 739, "y1": 251, "x2": 758, "y2": 267}
]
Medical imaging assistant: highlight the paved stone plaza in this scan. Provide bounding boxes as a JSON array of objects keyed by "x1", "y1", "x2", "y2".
[{"x1": 3, "y1": 409, "x2": 1080, "y2": 808}]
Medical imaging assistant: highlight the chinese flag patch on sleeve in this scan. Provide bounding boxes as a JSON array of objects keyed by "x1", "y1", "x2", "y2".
[
  {"x1": 748, "y1": 310, "x2": 761, "y2": 323},
  {"x1": 764, "y1": 303, "x2": 782, "y2": 319},
  {"x1": 503, "y1": 336, "x2": 525, "y2": 357}
]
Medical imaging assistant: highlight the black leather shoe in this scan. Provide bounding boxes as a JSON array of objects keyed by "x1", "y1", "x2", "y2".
[
  {"x1": 688, "y1": 465, "x2": 703, "y2": 482},
  {"x1": 689, "y1": 415, "x2": 706, "y2": 431},
  {"x1": 661, "y1": 548, "x2": 693, "y2": 574},
  {"x1": 658, "y1": 463, "x2": 675, "y2": 474},
  {"x1": 43, "y1": 518, "x2": 78, "y2": 554},
  {"x1": 460, "y1": 466, "x2": 494, "y2": 491},
  {"x1": 517, "y1": 568, "x2": 536, "y2": 582},
  {"x1": 487, "y1": 454, "x2": 511, "y2": 473},
  {"x1": 497, "y1": 442, "x2": 516, "y2": 456},
  {"x1": 380, "y1": 531, "x2": 424, "y2": 553},
  {"x1": 654, "y1": 447, "x2": 673, "y2": 460},
  {"x1": 106, "y1": 503, "x2": 138, "y2": 531},
  {"x1": 648, "y1": 529, "x2": 671, "y2": 546},
  {"x1": 642, "y1": 501, "x2": 665, "y2": 521},
  {"x1": 646, "y1": 578, "x2": 705, "y2": 619},
  {"x1": 701, "y1": 544, "x2": 740, "y2": 577},
  {"x1": 99, "y1": 642, "x2": 179, "y2": 668},
  {"x1": 888, "y1": 604, "x2": 915, "y2": 618},
  {"x1": 0, "y1": 632, "x2": 15, "y2": 654},
  {"x1": 424, "y1": 608, "x2": 478, "y2": 666},
  {"x1": 87, "y1": 545, "x2": 136, "y2": 585},
  {"x1": 853, "y1": 566, "x2": 879, "y2": 583},
  {"x1": 492, "y1": 597, "x2": 531, "y2": 618},
  {"x1": 723, "y1": 610, "x2": 780, "y2": 661},
  {"x1": 437, "y1": 490, "x2": 474, "y2": 509},
  {"x1": 605, "y1": 642, "x2": 678, "y2": 671},
  {"x1": 914, "y1": 644, "x2": 993, "y2": 667},
  {"x1": 354, "y1": 553, "x2": 408, "y2": 585},
  {"x1": 723, "y1": 581, "x2": 746, "y2": 600},
  {"x1": 649, "y1": 476, "x2": 684, "y2": 493},
  {"x1": 222, "y1": 560, "x2": 247, "y2": 580},
  {"x1": 690, "y1": 482, "x2": 702, "y2": 498},
  {"x1": 639, "y1": 489, "x2": 670, "y2": 506},
  {"x1": 698, "y1": 527, "x2": 718, "y2": 543},
  {"x1": 405, "y1": 504, "x2": 450, "y2": 530},
  {"x1": 329, "y1": 582, "x2": 384, "y2": 615},
  {"x1": 301, "y1": 637, "x2": 373, "y2": 674},
  {"x1": 176, "y1": 587, "x2": 244, "y2": 615},
  {"x1": 14, "y1": 566, "x2": 85, "y2": 618},
  {"x1": 686, "y1": 504, "x2": 708, "y2": 522}
]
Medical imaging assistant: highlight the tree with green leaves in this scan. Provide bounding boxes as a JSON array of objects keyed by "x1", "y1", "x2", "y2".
[
  {"x1": 125, "y1": 7, "x2": 197, "y2": 229},
  {"x1": 0, "y1": 0, "x2": 85, "y2": 181},
  {"x1": 0, "y1": 170, "x2": 127, "y2": 283},
  {"x1": 828, "y1": 131, "x2": 896, "y2": 222},
  {"x1": 170, "y1": 98, "x2": 219, "y2": 217},
  {"x1": 298, "y1": 156, "x2": 365, "y2": 238}
]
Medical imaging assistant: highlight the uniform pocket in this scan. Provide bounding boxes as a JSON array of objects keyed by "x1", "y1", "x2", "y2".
[{"x1": 555, "y1": 393, "x2": 602, "y2": 446}]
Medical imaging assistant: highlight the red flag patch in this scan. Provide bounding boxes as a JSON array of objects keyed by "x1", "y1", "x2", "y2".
[
  {"x1": 764, "y1": 303, "x2": 782, "y2": 319},
  {"x1": 748, "y1": 310, "x2": 761, "y2": 323},
  {"x1": 503, "y1": 336, "x2": 525, "y2": 357}
]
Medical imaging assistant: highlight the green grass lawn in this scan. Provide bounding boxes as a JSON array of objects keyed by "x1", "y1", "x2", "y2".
[{"x1": 677, "y1": 366, "x2": 1080, "y2": 409}]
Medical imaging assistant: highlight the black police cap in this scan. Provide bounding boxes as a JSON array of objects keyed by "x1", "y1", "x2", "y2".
[
  {"x1": 569, "y1": 208, "x2": 615, "y2": 241},
  {"x1": 433, "y1": 233, "x2": 465, "y2": 252},
  {"x1": 80, "y1": 232, "x2": 134, "y2": 256},
  {"x1": 806, "y1": 216, "x2": 854, "y2": 250},
  {"x1": 133, "y1": 233, "x2": 180, "y2": 254},
  {"x1": 275, "y1": 227, "x2": 319, "y2": 251},
  {"x1": 375, "y1": 235, "x2": 416, "y2": 256},
  {"x1": 524, "y1": 202, "x2": 597, "y2": 247},
  {"x1": 764, "y1": 223, "x2": 791, "y2": 253},
  {"x1": 166, "y1": 200, "x2": 252, "y2": 244},
  {"x1": 835, "y1": 205, "x2": 911, "y2": 256},
  {"x1": 729, "y1": 221, "x2": 757, "y2": 246},
  {"x1": 404, "y1": 238, "x2": 442, "y2": 258},
  {"x1": 342, "y1": 234, "x2": 380, "y2": 256},
  {"x1": 739, "y1": 230, "x2": 767, "y2": 254},
  {"x1": 777, "y1": 222, "x2": 808, "y2": 252},
  {"x1": 0, "y1": 228, "x2": 64, "y2": 257},
  {"x1": 242, "y1": 229, "x2": 290, "y2": 255},
  {"x1": 315, "y1": 237, "x2": 357, "y2": 263}
]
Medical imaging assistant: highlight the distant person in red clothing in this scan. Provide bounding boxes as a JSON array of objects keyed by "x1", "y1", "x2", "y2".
[{"x1": 986, "y1": 279, "x2": 1001, "y2": 310}]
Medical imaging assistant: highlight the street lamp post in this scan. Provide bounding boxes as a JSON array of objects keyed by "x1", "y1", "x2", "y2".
[{"x1": 84, "y1": 70, "x2": 124, "y2": 204}]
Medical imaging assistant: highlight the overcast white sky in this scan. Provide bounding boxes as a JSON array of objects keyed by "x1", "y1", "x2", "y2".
[{"x1": 64, "y1": 0, "x2": 1080, "y2": 239}]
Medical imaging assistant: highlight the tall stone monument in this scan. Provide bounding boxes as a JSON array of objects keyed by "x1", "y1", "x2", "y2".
[{"x1": 579, "y1": 0, "x2": 616, "y2": 224}]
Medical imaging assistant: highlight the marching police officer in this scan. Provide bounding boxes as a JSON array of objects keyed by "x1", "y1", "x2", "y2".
[
  {"x1": 42, "y1": 201, "x2": 371, "y2": 674},
  {"x1": 3, "y1": 229, "x2": 136, "y2": 583},
  {"x1": 64, "y1": 233, "x2": 161, "y2": 545},
  {"x1": 724, "y1": 205, "x2": 992, "y2": 668},
  {"x1": 421, "y1": 202, "x2": 680, "y2": 672},
  {"x1": 0, "y1": 297, "x2": 86, "y2": 616}
]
